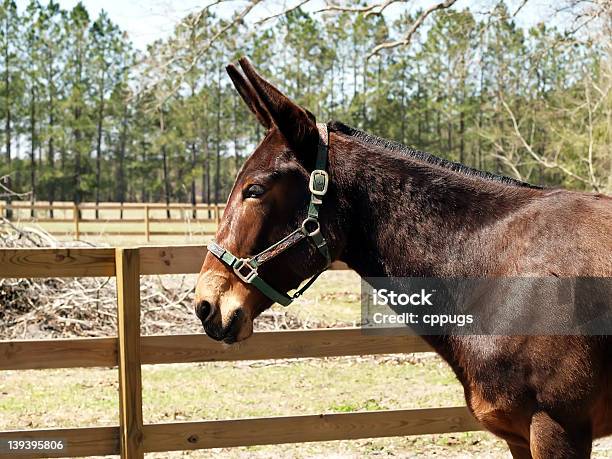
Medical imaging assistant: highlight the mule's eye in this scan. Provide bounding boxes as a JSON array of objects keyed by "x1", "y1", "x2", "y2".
[{"x1": 244, "y1": 184, "x2": 266, "y2": 199}]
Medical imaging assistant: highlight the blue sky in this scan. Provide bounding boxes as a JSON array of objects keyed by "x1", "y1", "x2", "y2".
[{"x1": 14, "y1": 0, "x2": 562, "y2": 51}]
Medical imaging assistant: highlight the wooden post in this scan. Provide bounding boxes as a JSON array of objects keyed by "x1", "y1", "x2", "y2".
[
  {"x1": 144, "y1": 205, "x2": 150, "y2": 243},
  {"x1": 5, "y1": 200, "x2": 12, "y2": 221},
  {"x1": 116, "y1": 248, "x2": 144, "y2": 459},
  {"x1": 215, "y1": 203, "x2": 221, "y2": 227},
  {"x1": 73, "y1": 203, "x2": 80, "y2": 241}
]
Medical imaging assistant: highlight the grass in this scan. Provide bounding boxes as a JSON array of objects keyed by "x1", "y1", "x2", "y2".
[
  {"x1": 4, "y1": 359, "x2": 609, "y2": 457},
  {"x1": 1, "y1": 358, "x2": 511, "y2": 458},
  {"x1": 288, "y1": 270, "x2": 363, "y2": 325}
]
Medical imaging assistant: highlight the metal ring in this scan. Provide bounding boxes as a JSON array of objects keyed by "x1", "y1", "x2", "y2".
[{"x1": 301, "y1": 217, "x2": 321, "y2": 237}]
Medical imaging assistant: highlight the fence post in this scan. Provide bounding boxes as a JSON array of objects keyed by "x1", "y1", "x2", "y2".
[
  {"x1": 5, "y1": 199, "x2": 12, "y2": 220},
  {"x1": 215, "y1": 203, "x2": 221, "y2": 226},
  {"x1": 144, "y1": 205, "x2": 150, "y2": 243},
  {"x1": 116, "y1": 248, "x2": 144, "y2": 459},
  {"x1": 73, "y1": 203, "x2": 80, "y2": 240}
]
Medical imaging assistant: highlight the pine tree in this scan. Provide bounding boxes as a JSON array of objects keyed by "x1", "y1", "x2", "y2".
[{"x1": 0, "y1": 0, "x2": 20, "y2": 217}]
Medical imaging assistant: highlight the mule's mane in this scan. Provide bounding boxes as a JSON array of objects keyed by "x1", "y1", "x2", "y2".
[{"x1": 329, "y1": 121, "x2": 541, "y2": 189}]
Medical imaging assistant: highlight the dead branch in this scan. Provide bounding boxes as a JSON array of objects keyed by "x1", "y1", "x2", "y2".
[
  {"x1": 256, "y1": 0, "x2": 312, "y2": 24},
  {"x1": 314, "y1": 0, "x2": 403, "y2": 17},
  {"x1": 0, "y1": 175, "x2": 31, "y2": 199},
  {"x1": 145, "y1": 0, "x2": 262, "y2": 108},
  {"x1": 0, "y1": 222, "x2": 336, "y2": 339},
  {"x1": 367, "y1": 0, "x2": 457, "y2": 58},
  {"x1": 512, "y1": 0, "x2": 529, "y2": 17},
  {"x1": 501, "y1": 99, "x2": 602, "y2": 191}
]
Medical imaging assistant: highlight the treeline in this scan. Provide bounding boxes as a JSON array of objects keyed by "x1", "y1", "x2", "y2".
[{"x1": 0, "y1": 0, "x2": 609, "y2": 212}]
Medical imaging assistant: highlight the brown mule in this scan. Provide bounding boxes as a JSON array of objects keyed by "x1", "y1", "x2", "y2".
[{"x1": 195, "y1": 57, "x2": 612, "y2": 458}]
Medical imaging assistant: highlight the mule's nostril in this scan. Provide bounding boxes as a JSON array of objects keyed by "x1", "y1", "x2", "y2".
[{"x1": 196, "y1": 300, "x2": 212, "y2": 322}]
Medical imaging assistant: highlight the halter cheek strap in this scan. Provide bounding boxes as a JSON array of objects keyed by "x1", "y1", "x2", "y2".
[{"x1": 207, "y1": 123, "x2": 331, "y2": 307}]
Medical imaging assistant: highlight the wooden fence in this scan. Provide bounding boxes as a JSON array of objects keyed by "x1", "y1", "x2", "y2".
[
  {"x1": 0, "y1": 202, "x2": 226, "y2": 241},
  {"x1": 0, "y1": 245, "x2": 481, "y2": 458}
]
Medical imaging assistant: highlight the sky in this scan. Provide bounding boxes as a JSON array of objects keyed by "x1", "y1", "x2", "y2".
[
  {"x1": 14, "y1": 0, "x2": 564, "y2": 51},
  {"x1": 15, "y1": 0, "x2": 209, "y2": 49}
]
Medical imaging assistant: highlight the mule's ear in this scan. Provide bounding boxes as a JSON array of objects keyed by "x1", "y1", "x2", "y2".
[
  {"x1": 226, "y1": 63, "x2": 272, "y2": 129},
  {"x1": 237, "y1": 57, "x2": 318, "y2": 153}
]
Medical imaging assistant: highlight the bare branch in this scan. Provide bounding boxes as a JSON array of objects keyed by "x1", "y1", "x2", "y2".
[
  {"x1": 256, "y1": 0, "x2": 311, "y2": 24},
  {"x1": 148, "y1": 0, "x2": 262, "y2": 108},
  {"x1": 512, "y1": 0, "x2": 529, "y2": 17},
  {"x1": 583, "y1": 73, "x2": 598, "y2": 188},
  {"x1": 364, "y1": 0, "x2": 401, "y2": 17},
  {"x1": 491, "y1": 152, "x2": 525, "y2": 181},
  {"x1": 0, "y1": 176, "x2": 31, "y2": 199},
  {"x1": 314, "y1": 0, "x2": 403, "y2": 17},
  {"x1": 501, "y1": 99, "x2": 601, "y2": 191},
  {"x1": 367, "y1": 0, "x2": 457, "y2": 58}
]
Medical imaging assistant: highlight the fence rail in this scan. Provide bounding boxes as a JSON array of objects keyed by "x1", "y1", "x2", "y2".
[
  {"x1": 0, "y1": 245, "x2": 481, "y2": 458},
  {"x1": 0, "y1": 201, "x2": 227, "y2": 241}
]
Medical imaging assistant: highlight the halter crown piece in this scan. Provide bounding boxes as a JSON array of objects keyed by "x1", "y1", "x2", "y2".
[{"x1": 206, "y1": 123, "x2": 331, "y2": 306}]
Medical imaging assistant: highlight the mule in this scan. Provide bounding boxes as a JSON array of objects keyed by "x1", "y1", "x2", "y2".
[{"x1": 195, "y1": 57, "x2": 612, "y2": 458}]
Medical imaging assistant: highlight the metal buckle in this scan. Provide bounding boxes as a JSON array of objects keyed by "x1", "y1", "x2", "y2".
[
  {"x1": 309, "y1": 170, "x2": 329, "y2": 196},
  {"x1": 233, "y1": 259, "x2": 258, "y2": 283},
  {"x1": 301, "y1": 217, "x2": 321, "y2": 237}
]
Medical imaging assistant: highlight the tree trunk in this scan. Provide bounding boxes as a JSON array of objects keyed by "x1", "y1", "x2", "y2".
[
  {"x1": 459, "y1": 52, "x2": 467, "y2": 165},
  {"x1": 48, "y1": 82, "x2": 55, "y2": 218},
  {"x1": 214, "y1": 65, "x2": 222, "y2": 206},
  {"x1": 60, "y1": 144, "x2": 66, "y2": 201},
  {"x1": 94, "y1": 78, "x2": 105, "y2": 219},
  {"x1": 233, "y1": 92, "x2": 239, "y2": 173},
  {"x1": 140, "y1": 138, "x2": 147, "y2": 202},
  {"x1": 162, "y1": 145, "x2": 171, "y2": 219},
  {"x1": 73, "y1": 50, "x2": 84, "y2": 216},
  {"x1": 30, "y1": 86, "x2": 37, "y2": 218},
  {"x1": 459, "y1": 110, "x2": 465, "y2": 164},
  {"x1": 362, "y1": 60, "x2": 367, "y2": 125},
  {"x1": 4, "y1": 29, "x2": 12, "y2": 220},
  {"x1": 204, "y1": 138, "x2": 210, "y2": 219},
  {"x1": 74, "y1": 104, "x2": 82, "y2": 214},
  {"x1": 477, "y1": 28, "x2": 486, "y2": 169},
  {"x1": 190, "y1": 141, "x2": 197, "y2": 218},
  {"x1": 400, "y1": 60, "x2": 406, "y2": 145},
  {"x1": 117, "y1": 103, "x2": 128, "y2": 218},
  {"x1": 329, "y1": 59, "x2": 334, "y2": 120}
]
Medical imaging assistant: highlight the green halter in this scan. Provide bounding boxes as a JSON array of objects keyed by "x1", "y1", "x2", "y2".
[{"x1": 207, "y1": 123, "x2": 331, "y2": 306}]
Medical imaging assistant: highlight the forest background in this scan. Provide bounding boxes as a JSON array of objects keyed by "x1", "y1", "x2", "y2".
[{"x1": 0, "y1": 0, "x2": 610, "y2": 214}]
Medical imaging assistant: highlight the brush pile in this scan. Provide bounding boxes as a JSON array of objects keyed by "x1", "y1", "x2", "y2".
[{"x1": 0, "y1": 220, "x2": 313, "y2": 340}]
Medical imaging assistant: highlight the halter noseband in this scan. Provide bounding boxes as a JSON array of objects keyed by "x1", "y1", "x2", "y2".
[{"x1": 206, "y1": 123, "x2": 331, "y2": 306}]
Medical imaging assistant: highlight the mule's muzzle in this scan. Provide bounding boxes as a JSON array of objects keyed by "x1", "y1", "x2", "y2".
[
  {"x1": 195, "y1": 299, "x2": 211, "y2": 322},
  {"x1": 195, "y1": 299, "x2": 244, "y2": 344}
]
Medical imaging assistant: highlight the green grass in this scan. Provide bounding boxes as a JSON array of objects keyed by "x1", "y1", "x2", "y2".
[
  {"x1": 0, "y1": 358, "x2": 511, "y2": 458},
  {"x1": 286, "y1": 270, "x2": 362, "y2": 325},
  {"x1": 3, "y1": 358, "x2": 610, "y2": 458}
]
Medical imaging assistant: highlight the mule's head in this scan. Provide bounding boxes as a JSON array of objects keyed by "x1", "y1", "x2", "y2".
[{"x1": 194, "y1": 58, "x2": 339, "y2": 343}]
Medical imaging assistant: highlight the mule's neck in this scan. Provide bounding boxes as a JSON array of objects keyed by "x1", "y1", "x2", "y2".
[{"x1": 327, "y1": 130, "x2": 542, "y2": 278}]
